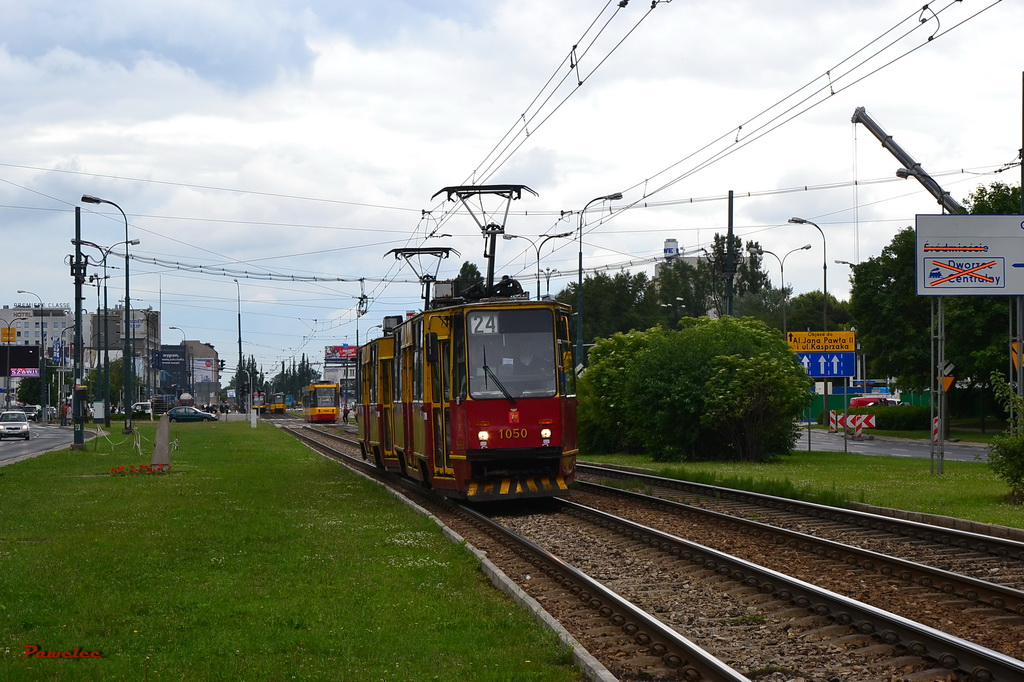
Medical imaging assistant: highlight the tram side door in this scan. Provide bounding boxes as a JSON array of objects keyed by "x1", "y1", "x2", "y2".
[{"x1": 426, "y1": 332, "x2": 454, "y2": 480}]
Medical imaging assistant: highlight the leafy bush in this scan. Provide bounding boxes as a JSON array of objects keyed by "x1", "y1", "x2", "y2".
[
  {"x1": 987, "y1": 371, "x2": 1024, "y2": 502},
  {"x1": 577, "y1": 329, "x2": 657, "y2": 454},
  {"x1": 579, "y1": 317, "x2": 811, "y2": 462}
]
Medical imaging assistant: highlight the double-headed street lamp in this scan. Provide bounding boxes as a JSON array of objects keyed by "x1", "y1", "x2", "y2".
[
  {"x1": 17, "y1": 290, "x2": 47, "y2": 422},
  {"x1": 788, "y1": 217, "x2": 828, "y2": 332},
  {"x1": 748, "y1": 244, "x2": 811, "y2": 337},
  {"x1": 577, "y1": 192, "x2": 622, "y2": 367},
  {"x1": 81, "y1": 195, "x2": 135, "y2": 434},
  {"x1": 502, "y1": 231, "x2": 573, "y2": 299},
  {"x1": 73, "y1": 238, "x2": 139, "y2": 427}
]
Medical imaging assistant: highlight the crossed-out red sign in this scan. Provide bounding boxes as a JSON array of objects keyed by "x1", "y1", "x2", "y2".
[
  {"x1": 837, "y1": 414, "x2": 875, "y2": 428},
  {"x1": 927, "y1": 259, "x2": 997, "y2": 287}
]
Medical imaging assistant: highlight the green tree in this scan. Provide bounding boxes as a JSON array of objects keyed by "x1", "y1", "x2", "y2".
[
  {"x1": 267, "y1": 354, "x2": 320, "y2": 402},
  {"x1": 556, "y1": 271, "x2": 657, "y2": 348},
  {"x1": 847, "y1": 227, "x2": 931, "y2": 389},
  {"x1": 964, "y1": 181, "x2": 1021, "y2": 214},
  {"x1": 786, "y1": 291, "x2": 851, "y2": 334},
  {"x1": 699, "y1": 235, "x2": 770, "y2": 318},
  {"x1": 455, "y1": 261, "x2": 485, "y2": 298}
]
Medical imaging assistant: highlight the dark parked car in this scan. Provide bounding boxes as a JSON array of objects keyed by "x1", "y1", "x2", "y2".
[{"x1": 167, "y1": 406, "x2": 218, "y2": 423}]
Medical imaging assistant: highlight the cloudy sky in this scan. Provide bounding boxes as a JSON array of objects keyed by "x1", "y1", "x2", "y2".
[{"x1": 1, "y1": 0, "x2": 1019, "y2": 377}]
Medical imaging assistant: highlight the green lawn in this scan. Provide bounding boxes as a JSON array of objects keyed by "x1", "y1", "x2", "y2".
[
  {"x1": 581, "y1": 449, "x2": 1024, "y2": 529},
  {"x1": 0, "y1": 422, "x2": 581, "y2": 681}
]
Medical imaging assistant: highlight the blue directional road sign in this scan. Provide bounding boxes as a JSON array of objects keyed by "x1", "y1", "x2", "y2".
[{"x1": 796, "y1": 351, "x2": 855, "y2": 378}]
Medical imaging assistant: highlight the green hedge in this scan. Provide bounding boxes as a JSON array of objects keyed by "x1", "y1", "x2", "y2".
[{"x1": 847, "y1": 405, "x2": 931, "y2": 430}]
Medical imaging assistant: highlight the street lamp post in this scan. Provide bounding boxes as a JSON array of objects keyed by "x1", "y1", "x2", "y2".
[
  {"x1": 0, "y1": 316, "x2": 12, "y2": 408},
  {"x1": 73, "y1": 238, "x2": 139, "y2": 427},
  {"x1": 168, "y1": 326, "x2": 188, "y2": 396},
  {"x1": 748, "y1": 244, "x2": 811, "y2": 337},
  {"x1": 81, "y1": 195, "x2": 134, "y2": 434},
  {"x1": 17, "y1": 290, "x2": 47, "y2": 422},
  {"x1": 788, "y1": 218, "x2": 827, "y2": 331},
  {"x1": 58, "y1": 323, "x2": 76, "y2": 423},
  {"x1": 576, "y1": 192, "x2": 622, "y2": 367},
  {"x1": 788, "y1": 217, "x2": 830, "y2": 426},
  {"x1": 542, "y1": 268, "x2": 558, "y2": 297},
  {"x1": 503, "y1": 231, "x2": 573, "y2": 299},
  {"x1": 234, "y1": 279, "x2": 244, "y2": 412}
]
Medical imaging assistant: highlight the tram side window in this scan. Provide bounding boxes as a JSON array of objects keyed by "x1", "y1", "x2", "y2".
[
  {"x1": 368, "y1": 346, "x2": 377, "y2": 404},
  {"x1": 392, "y1": 328, "x2": 403, "y2": 404},
  {"x1": 557, "y1": 312, "x2": 575, "y2": 396},
  {"x1": 452, "y1": 313, "x2": 467, "y2": 401},
  {"x1": 412, "y1": 319, "x2": 423, "y2": 403}
]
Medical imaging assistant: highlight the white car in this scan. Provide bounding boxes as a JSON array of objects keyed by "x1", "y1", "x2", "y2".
[{"x1": 0, "y1": 411, "x2": 31, "y2": 440}]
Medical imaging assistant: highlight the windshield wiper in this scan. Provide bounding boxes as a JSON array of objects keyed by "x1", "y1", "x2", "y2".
[{"x1": 482, "y1": 347, "x2": 516, "y2": 405}]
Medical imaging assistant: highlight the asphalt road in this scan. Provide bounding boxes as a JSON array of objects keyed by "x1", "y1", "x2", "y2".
[
  {"x1": 797, "y1": 425, "x2": 989, "y2": 463},
  {"x1": 0, "y1": 424, "x2": 93, "y2": 467}
]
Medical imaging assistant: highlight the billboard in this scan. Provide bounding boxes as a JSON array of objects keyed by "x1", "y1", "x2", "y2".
[
  {"x1": 325, "y1": 345, "x2": 356, "y2": 361},
  {"x1": 192, "y1": 358, "x2": 215, "y2": 384},
  {"x1": 119, "y1": 310, "x2": 156, "y2": 340},
  {"x1": 157, "y1": 347, "x2": 187, "y2": 392},
  {"x1": 0, "y1": 345, "x2": 40, "y2": 378}
]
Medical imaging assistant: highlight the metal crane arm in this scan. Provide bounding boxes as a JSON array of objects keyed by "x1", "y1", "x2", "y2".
[{"x1": 852, "y1": 106, "x2": 965, "y2": 214}]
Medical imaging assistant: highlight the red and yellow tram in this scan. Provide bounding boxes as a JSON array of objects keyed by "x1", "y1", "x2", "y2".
[
  {"x1": 357, "y1": 297, "x2": 577, "y2": 501},
  {"x1": 302, "y1": 383, "x2": 340, "y2": 423}
]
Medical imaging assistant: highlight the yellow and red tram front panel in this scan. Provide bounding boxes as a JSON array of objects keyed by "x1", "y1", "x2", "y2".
[{"x1": 302, "y1": 383, "x2": 339, "y2": 423}]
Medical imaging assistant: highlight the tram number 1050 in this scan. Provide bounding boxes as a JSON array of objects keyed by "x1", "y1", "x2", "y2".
[{"x1": 496, "y1": 428, "x2": 529, "y2": 440}]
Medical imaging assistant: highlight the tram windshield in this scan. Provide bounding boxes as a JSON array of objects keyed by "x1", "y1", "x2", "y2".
[
  {"x1": 312, "y1": 386, "x2": 336, "y2": 407},
  {"x1": 466, "y1": 308, "x2": 557, "y2": 400}
]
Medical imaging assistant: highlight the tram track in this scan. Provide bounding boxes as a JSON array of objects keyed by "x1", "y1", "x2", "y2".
[
  {"x1": 284, "y1": 426, "x2": 1024, "y2": 680},
  {"x1": 567, "y1": 482, "x2": 1024, "y2": 659}
]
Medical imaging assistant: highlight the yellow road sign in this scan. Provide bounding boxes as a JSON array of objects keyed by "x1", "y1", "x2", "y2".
[
  {"x1": 787, "y1": 331, "x2": 855, "y2": 352},
  {"x1": 0, "y1": 327, "x2": 13, "y2": 343}
]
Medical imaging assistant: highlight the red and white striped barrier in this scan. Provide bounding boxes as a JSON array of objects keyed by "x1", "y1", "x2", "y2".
[
  {"x1": 932, "y1": 417, "x2": 939, "y2": 444},
  {"x1": 835, "y1": 413, "x2": 876, "y2": 439}
]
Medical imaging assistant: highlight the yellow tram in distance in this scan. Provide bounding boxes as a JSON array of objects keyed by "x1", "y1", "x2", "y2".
[
  {"x1": 302, "y1": 383, "x2": 340, "y2": 423},
  {"x1": 269, "y1": 392, "x2": 287, "y2": 414}
]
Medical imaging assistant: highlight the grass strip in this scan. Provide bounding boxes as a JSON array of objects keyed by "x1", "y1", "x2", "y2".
[
  {"x1": 0, "y1": 421, "x2": 580, "y2": 681},
  {"x1": 582, "y1": 450, "x2": 1024, "y2": 529}
]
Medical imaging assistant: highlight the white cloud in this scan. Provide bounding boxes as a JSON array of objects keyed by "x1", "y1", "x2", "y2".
[{"x1": 1, "y1": 0, "x2": 1020, "y2": 374}]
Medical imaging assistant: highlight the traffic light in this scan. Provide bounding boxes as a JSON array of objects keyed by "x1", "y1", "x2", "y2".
[{"x1": 218, "y1": 359, "x2": 226, "y2": 371}]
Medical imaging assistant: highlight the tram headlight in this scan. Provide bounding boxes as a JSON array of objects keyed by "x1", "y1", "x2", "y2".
[
  {"x1": 540, "y1": 428, "x2": 552, "y2": 439},
  {"x1": 477, "y1": 430, "x2": 489, "y2": 441}
]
